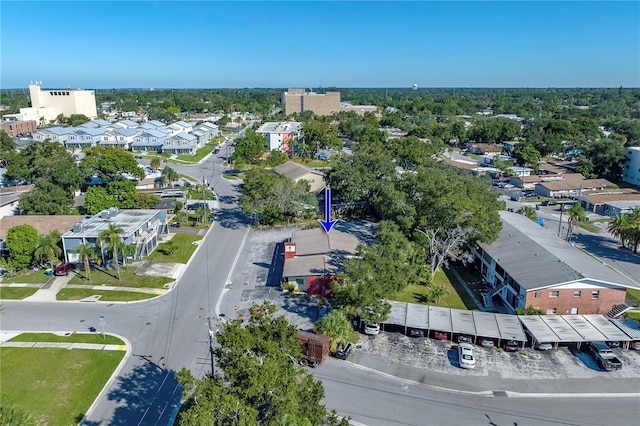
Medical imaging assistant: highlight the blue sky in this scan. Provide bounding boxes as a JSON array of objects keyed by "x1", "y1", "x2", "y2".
[{"x1": 1, "y1": 1, "x2": 638, "y2": 88}]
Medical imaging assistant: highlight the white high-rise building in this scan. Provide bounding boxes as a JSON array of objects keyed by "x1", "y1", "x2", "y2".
[
  {"x1": 622, "y1": 146, "x2": 640, "y2": 186},
  {"x1": 3, "y1": 81, "x2": 97, "y2": 124}
]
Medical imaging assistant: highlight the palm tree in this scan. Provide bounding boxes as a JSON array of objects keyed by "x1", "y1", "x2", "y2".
[
  {"x1": 150, "y1": 157, "x2": 161, "y2": 170},
  {"x1": 566, "y1": 204, "x2": 586, "y2": 242},
  {"x1": 75, "y1": 243, "x2": 96, "y2": 282},
  {"x1": 161, "y1": 151, "x2": 172, "y2": 166},
  {"x1": 608, "y1": 213, "x2": 632, "y2": 249},
  {"x1": 161, "y1": 166, "x2": 178, "y2": 187},
  {"x1": 313, "y1": 310, "x2": 353, "y2": 353},
  {"x1": 98, "y1": 223, "x2": 125, "y2": 280},
  {"x1": 34, "y1": 234, "x2": 62, "y2": 271}
]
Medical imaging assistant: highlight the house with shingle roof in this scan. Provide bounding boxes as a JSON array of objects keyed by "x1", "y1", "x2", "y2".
[
  {"x1": 273, "y1": 161, "x2": 326, "y2": 193},
  {"x1": 283, "y1": 227, "x2": 359, "y2": 295}
]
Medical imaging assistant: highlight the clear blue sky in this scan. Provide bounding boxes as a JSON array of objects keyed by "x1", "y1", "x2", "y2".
[{"x1": 1, "y1": 1, "x2": 638, "y2": 88}]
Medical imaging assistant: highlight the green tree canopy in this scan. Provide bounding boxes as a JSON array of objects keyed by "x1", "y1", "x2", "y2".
[
  {"x1": 5, "y1": 224, "x2": 39, "y2": 271},
  {"x1": 232, "y1": 130, "x2": 266, "y2": 164},
  {"x1": 80, "y1": 146, "x2": 144, "y2": 181},
  {"x1": 177, "y1": 302, "x2": 326, "y2": 426}
]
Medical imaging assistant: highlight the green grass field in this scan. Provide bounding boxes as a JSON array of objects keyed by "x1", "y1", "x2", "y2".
[
  {"x1": 56, "y1": 289, "x2": 157, "y2": 301},
  {"x1": 0, "y1": 347, "x2": 124, "y2": 425},
  {"x1": 68, "y1": 267, "x2": 173, "y2": 289},
  {"x1": 175, "y1": 144, "x2": 216, "y2": 163},
  {"x1": 146, "y1": 233, "x2": 202, "y2": 263},
  {"x1": 392, "y1": 268, "x2": 470, "y2": 309},
  {"x1": 0, "y1": 287, "x2": 39, "y2": 299},
  {"x1": 8, "y1": 332, "x2": 125, "y2": 345},
  {"x1": 5, "y1": 268, "x2": 51, "y2": 284}
]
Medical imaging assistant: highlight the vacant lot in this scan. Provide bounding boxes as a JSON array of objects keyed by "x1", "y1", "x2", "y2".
[
  {"x1": 0, "y1": 347, "x2": 124, "y2": 425},
  {"x1": 9, "y1": 332, "x2": 125, "y2": 345},
  {"x1": 147, "y1": 233, "x2": 203, "y2": 263},
  {"x1": 57, "y1": 289, "x2": 157, "y2": 301},
  {"x1": 68, "y1": 267, "x2": 173, "y2": 289},
  {"x1": 392, "y1": 268, "x2": 475, "y2": 310}
]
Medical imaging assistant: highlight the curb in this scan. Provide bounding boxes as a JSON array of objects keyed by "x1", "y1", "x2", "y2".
[{"x1": 342, "y1": 359, "x2": 640, "y2": 399}]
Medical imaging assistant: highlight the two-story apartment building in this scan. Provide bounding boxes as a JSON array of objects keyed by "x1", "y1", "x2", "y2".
[
  {"x1": 162, "y1": 132, "x2": 198, "y2": 155},
  {"x1": 472, "y1": 211, "x2": 639, "y2": 315},
  {"x1": 131, "y1": 129, "x2": 170, "y2": 153},
  {"x1": 255, "y1": 121, "x2": 302, "y2": 155}
]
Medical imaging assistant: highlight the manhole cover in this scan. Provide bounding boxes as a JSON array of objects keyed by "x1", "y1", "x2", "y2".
[{"x1": 493, "y1": 390, "x2": 508, "y2": 397}]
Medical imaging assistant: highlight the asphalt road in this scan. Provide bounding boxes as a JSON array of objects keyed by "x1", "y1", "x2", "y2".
[
  {"x1": 1, "y1": 147, "x2": 250, "y2": 425},
  {"x1": 316, "y1": 358, "x2": 640, "y2": 426}
]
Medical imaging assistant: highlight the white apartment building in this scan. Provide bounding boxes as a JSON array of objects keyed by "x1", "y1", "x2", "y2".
[
  {"x1": 4, "y1": 81, "x2": 97, "y2": 124},
  {"x1": 255, "y1": 121, "x2": 302, "y2": 155},
  {"x1": 622, "y1": 147, "x2": 640, "y2": 186}
]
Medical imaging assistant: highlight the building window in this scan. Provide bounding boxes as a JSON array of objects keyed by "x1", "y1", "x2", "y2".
[
  {"x1": 534, "y1": 291, "x2": 541, "y2": 298},
  {"x1": 592, "y1": 290, "x2": 600, "y2": 299},
  {"x1": 546, "y1": 308, "x2": 557, "y2": 314},
  {"x1": 549, "y1": 291, "x2": 559, "y2": 298},
  {"x1": 570, "y1": 307, "x2": 579, "y2": 314},
  {"x1": 573, "y1": 290, "x2": 581, "y2": 297}
]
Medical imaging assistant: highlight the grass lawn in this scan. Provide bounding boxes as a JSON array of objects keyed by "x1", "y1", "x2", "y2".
[
  {"x1": 9, "y1": 332, "x2": 125, "y2": 345},
  {"x1": 175, "y1": 144, "x2": 216, "y2": 163},
  {"x1": 578, "y1": 221, "x2": 601, "y2": 233},
  {"x1": 5, "y1": 268, "x2": 52, "y2": 284},
  {"x1": 179, "y1": 173, "x2": 199, "y2": 183},
  {"x1": 147, "y1": 233, "x2": 203, "y2": 263},
  {"x1": 57, "y1": 289, "x2": 157, "y2": 301},
  {"x1": 0, "y1": 287, "x2": 39, "y2": 299},
  {"x1": 623, "y1": 311, "x2": 640, "y2": 322},
  {"x1": 627, "y1": 288, "x2": 640, "y2": 304},
  {"x1": 291, "y1": 158, "x2": 329, "y2": 168},
  {"x1": 222, "y1": 174, "x2": 238, "y2": 180},
  {"x1": 67, "y1": 267, "x2": 173, "y2": 289},
  {"x1": 0, "y1": 347, "x2": 124, "y2": 425},
  {"x1": 392, "y1": 269, "x2": 469, "y2": 309}
]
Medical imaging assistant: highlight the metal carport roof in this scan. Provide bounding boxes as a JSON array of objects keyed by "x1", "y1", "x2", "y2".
[
  {"x1": 472, "y1": 311, "x2": 501, "y2": 339},
  {"x1": 496, "y1": 313, "x2": 526, "y2": 342},
  {"x1": 583, "y1": 315, "x2": 631, "y2": 341},
  {"x1": 428, "y1": 306, "x2": 452, "y2": 332},
  {"x1": 406, "y1": 303, "x2": 429, "y2": 329},
  {"x1": 518, "y1": 315, "x2": 560, "y2": 343},
  {"x1": 451, "y1": 309, "x2": 476, "y2": 335},
  {"x1": 611, "y1": 318, "x2": 640, "y2": 340},
  {"x1": 539, "y1": 315, "x2": 584, "y2": 342},
  {"x1": 387, "y1": 301, "x2": 407, "y2": 327},
  {"x1": 562, "y1": 315, "x2": 607, "y2": 341}
]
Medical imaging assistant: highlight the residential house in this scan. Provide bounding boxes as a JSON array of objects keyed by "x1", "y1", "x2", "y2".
[
  {"x1": 131, "y1": 129, "x2": 169, "y2": 153},
  {"x1": 578, "y1": 189, "x2": 640, "y2": 215},
  {"x1": 162, "y1": 132, "x2": 198, "y2": 155},
  {"x1": 61, "y1": 208, "x2": 168, "y2": 263},
  {"x1": 472, "y1": 211, "x2": 639, "y2": 315},
  {"x1": 113, "y1": 119, "x2": 139, "y2": 129},
  {"x1": 33, "y1": 126, "x2": 75, "y2": 144},
  {"x1": 282, "y1": 227, "x2": 359, "y2": 295},
  {"x1": 273, "y1": 161, "x2": 326, "y2": 194}
]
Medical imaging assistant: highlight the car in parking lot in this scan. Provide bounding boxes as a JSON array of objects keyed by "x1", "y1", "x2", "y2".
[
  {"x1": 364, "y1": 323, "x2": 380, "y2": 335},
  {"x1": 458, "y1": 343, "x2": 476, "y2": 369},
  {"x1": 335, "y1": 342, "x2": 353, "y2": 360},
  {"x1": 503, "y1": 341, "x2": 520, "y2": 352},
  {"x1": 213, "y1": 148, "x2": 220, "y2": 154},
  {"x1": 606, "y1": 341, "x2": 620, "y2": 348},
  {"x1": 480, "y1": 338, "x2": 495, "y2": 348},
  {"x1": 409, "y1": 328, "x2": 425, "y2": 337},
  {"x1": 630, "y1": 341, "x2": 640, "y2": 351},
  {"x1": 54, "y1": 262, "x2": 76, "y2": 276},
  {"x1": 535, "y1": 341, "x2": 553, "y2": 351},
  {"x1": 541, "y1": 200, "x2": 557, "y2": 206},
  {"x1": 434, "y1": 331, "x2": 448, "y2": 340},
  {"x1": 457, "y1": 335, "x2": 473, "y2": 343}
]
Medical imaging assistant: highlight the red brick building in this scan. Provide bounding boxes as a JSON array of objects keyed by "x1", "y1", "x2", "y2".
[
  {"x1": 0, "y1": 120, "x2": 36, "y2": 137},
  {"x1": 283, "y1": 227, "x2": 359, "y2": 296},
  {"x1": 473, "y1": 211, "x2": 638, "y2": 315}
]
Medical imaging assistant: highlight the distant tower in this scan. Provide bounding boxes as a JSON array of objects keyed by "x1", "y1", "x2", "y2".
[{"x1": 412, "y1": 83, "x2": 418, "y2": 90}]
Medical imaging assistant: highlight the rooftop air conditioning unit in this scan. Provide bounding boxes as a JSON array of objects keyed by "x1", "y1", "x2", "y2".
[{"x1": 100, "y1": 210, "x2": 110, "y2": 219}]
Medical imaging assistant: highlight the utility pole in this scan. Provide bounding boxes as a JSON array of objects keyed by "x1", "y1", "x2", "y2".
[
  {"x1": 204, "y1": 316, "x2": 217, "y2": 375},
  {"x1": 557, "y1": 204, "x2": 564, "y2": 237}
]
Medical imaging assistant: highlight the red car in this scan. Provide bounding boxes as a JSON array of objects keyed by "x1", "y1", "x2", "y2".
[
  {"x1": 54, "y1": 262, "x2": 76, "y2": 276},
  {"x1": 434, "y1": 331, "x2": 448, "y2": 340},
  {"x1": 457, "y1": 335, "x2": 473, "y2": 343},
  {"x1": 503, "y1": 341, "x2": 520, "y2": 352}
]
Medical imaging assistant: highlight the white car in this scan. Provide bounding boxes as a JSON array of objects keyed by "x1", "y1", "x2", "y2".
[
  {"x1": 536, "y1": 342, "x2": 553, "y2": 351},
  {"x1": 458, "y1": 343, "x2": 476, "y2": 369},
  {"x1": 364, "y1": 323, "x2": 380, "y2": 335}
]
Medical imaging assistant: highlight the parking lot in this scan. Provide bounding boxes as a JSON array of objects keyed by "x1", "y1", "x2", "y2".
[
  {"x1": 223, "y1": 224, "x2": 640, "y2": 384},
  {"x1": 351, "y1": 331, "x2": 640, "y2": 380}
]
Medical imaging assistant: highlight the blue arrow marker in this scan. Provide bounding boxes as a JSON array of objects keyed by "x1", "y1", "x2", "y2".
[{"x1": 318, "y1": 187, "x2": 338, "y2": 234}]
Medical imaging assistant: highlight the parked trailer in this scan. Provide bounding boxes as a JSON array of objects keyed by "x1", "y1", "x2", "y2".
[{"x1": 297, "y1": 331, "x2": 330, "y2": 367}]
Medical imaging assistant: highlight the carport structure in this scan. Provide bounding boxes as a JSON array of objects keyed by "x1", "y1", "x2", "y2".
[
  {"x1": 519, "y1": 314, "x2": 634, "y2": 350},
  {"x1": 385, "y1": 301, "x2": 527, "y2": 347}
]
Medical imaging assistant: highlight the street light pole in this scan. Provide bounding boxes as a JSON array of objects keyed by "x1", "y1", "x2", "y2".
[{"x1": 205, "y1": 317, "x2": 216, "y2": 375}]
